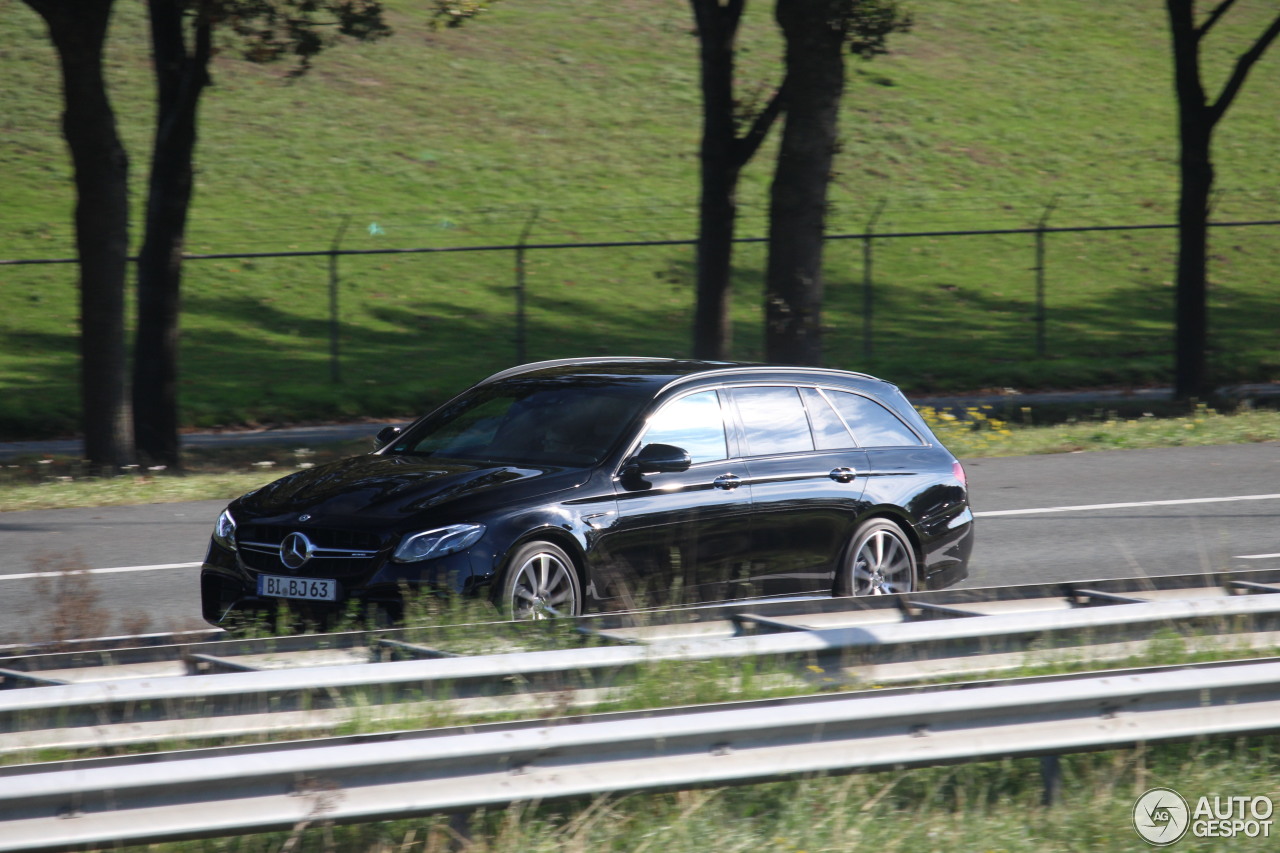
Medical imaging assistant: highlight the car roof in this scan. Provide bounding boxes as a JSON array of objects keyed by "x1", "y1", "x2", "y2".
[{"x1": 477, "y1": 356, "x2": 891, "y2": 395}]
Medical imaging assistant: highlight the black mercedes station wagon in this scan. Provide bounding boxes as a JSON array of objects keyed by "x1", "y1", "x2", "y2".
[{"x1": 200, "y1": 358, "x2": 974, "y2": 624}]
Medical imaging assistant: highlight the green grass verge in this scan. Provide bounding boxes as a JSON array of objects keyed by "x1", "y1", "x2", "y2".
[
  {"x1": 2, "y1": 1, "x2": 1278, "y2": 439},
  {"x1": 923, "y1": 402, "x2": 1280, "y2": 456}
]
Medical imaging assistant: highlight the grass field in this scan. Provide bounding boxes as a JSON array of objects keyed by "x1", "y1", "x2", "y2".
[{"x1": 2, "y1": 1, "x2": 1278, "y2": 439}]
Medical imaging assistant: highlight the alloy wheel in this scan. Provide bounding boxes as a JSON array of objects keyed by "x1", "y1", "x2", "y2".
[
  {"x1": 849, "y1": 522, "x2": 916, "y2": 596},
  {"x1": 506, "y1": 544, "x2": 580, "y2": 619}
]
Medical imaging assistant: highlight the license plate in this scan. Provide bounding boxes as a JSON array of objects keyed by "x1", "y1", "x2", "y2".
[{"x1": 257, "y1": 574, "x2": 338, "y2": 602}]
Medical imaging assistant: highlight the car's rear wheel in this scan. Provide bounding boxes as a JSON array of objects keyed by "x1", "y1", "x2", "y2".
[
  {"x1": 501, "y1": 541, "x2": 582, "y2": 619},
  {"x1": 839, "y1": 519, "x2": 916, "y2": 596}
]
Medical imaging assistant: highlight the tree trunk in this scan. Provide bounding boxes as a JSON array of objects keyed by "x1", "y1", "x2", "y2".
[
  {"x1": 24, "y1": 0, "x2": 134, "y2": 470},
  {"x1": 134, "y1": 0, "x2": 211, "y2": 467},
  {"x1": 764, "y1": 0, "x2": 845, "y2": 366},
  {"x1": 691, "y1": 1, "x2": 744, "y2": 361},
  {"x1": 1165, "y1": 2, "x2": 1280, "y2": 400},
  {"x1": 1167, "y1": 0, "x2": 1212, "y2": 401},
  {"x1": 1172, "y1": 123, "x2": 1213, "y2": 401}
]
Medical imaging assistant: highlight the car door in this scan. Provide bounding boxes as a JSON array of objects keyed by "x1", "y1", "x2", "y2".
[
  {"x1": 728, "y1": 385, "x2": 869, "y2": 597},
  {"x1": 823, "y1": 388, "x2": 965, "y2": 565},
  {"x1": 824, "y1": 388, "x2": 930, "y2": 512},
  {"x1": 593, "y1": 388, "x2": 755, "y2": 608}
]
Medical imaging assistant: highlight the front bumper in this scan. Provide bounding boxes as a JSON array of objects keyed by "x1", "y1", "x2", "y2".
[{"x1": 199, "y1": 539, "x2": 494, "y2": 626}]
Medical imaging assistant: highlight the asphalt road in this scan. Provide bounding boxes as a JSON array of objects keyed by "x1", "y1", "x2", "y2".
[
  {"x1": 961, "y1": 443, "x2": 1280, "y2": 586},
  {"x1": 1, "y1": 442, "x2": 1278, "y2": 642}
]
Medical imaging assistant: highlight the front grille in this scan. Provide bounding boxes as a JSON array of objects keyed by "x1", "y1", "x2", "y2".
[
  {"x1": 237, "y1": 524, "x2": 388, "y2": 579},
  {"x1": 241, "y1": 525, "x2": 383, "y2": 551}
]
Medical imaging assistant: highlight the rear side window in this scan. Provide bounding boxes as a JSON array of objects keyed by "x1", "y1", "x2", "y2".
[
  {"x1": 825, "y1": 390, "x2": 922, "y2": 447},
  {"x1": 733, "y1": 386, "x2": 814, "y2": 456},
  {"x1": 640, "y1": 390, "x2": 728, "y2": 464}
]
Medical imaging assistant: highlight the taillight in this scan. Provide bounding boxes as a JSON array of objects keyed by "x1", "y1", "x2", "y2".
[{"x1": 953, "y1": 460, "x2": 967, "y2": 488}]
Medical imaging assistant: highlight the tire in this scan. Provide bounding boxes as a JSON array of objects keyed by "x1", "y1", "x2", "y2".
[
  {"x1": 500, "y1": 540, "x2": 583, "y2": 619},
  {"x1": 838, "y1": 519, "x2": 917, "y2": 596}
]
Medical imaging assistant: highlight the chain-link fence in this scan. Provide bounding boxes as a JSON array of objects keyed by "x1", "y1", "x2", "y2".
[{"x1": 3, "y1": 195, "x2": 1277, "y2": 429}]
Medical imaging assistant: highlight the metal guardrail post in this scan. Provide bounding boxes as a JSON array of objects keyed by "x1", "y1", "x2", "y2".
[{"x1": 1040, "y1": 755, "x2": 1062, "y2": 807}]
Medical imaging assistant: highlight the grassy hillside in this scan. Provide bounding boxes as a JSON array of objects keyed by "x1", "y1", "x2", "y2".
[{"x1": 1, "y1": 1, "x2": 1278, "y2": 437}]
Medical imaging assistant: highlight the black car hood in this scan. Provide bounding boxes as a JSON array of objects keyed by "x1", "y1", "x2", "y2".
[{"x1": 235, "y1": 453, "x2": 586, "y2": 522}]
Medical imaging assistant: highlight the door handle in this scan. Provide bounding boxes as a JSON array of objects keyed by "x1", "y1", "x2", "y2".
[
  {"x1": 829, "y1": 467, "x2": 857, "y2": 484},
  {"x1": 713, "y1": 473, "x2": 743, "y2": 490}
]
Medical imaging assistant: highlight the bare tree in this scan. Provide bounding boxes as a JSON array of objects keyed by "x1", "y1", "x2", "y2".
[
  {"x1": 21, "y1": 0, "x2": 135, "y2": 470},
  {"x1": 764, "y1": 0, "x2": 909, "y2": 365},
  {"x1": 1166, "y1": 1, "x2": 1280, "y2": 399},
  {"x1": 688, "y1": 0, "x2": 786, "y2": 360}
]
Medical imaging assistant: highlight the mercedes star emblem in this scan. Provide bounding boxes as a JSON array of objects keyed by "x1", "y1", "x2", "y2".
[{"x1": 280, "y1": 532, "x2": 315, "y2": 570}]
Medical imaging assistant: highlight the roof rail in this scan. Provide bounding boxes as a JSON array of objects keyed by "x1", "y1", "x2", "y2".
[
  {"x1": 476, "y1": 356, "x2": 679, "y2": 387},
  {"x1": 476, "y1": 358, "x2": 886, "y2": 394},
  {"x1": 661, "y1": 364, "x2": 883, "y2": 392}
]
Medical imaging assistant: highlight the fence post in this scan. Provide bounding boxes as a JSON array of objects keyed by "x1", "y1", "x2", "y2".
[
  {"x1": 862, "y1": 200, "x2": 888, "y2": 361},
  {"x1": 514, "y1": 208, "x2": 539, "y2": 364},
  {"x1": 1033, "y1": 198, "x2": 1057, "y2": 358},
  {"x1": 328, "y1": 215, "x2": 351, "y2": 384}
]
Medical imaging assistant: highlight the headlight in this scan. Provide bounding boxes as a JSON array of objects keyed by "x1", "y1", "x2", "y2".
[
  {"x1": 392, "y1": 523, "x2": 485, "y2": 563},
  {"x1": 212, "y1": 509, "x2": 237, "y2": 551}
]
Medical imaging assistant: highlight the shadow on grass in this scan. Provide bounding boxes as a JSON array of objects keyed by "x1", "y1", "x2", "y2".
[
  {"x1": 3, "y1": 247, "x2": 1278, "y2": 439},
  {"x1": 824, "y1": 271, "x2": 1280, "y2": 393}
]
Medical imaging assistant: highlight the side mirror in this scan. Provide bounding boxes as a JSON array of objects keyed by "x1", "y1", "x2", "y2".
[
  {"x1": 625, "y1": 443, "x2": 692, "y2": 475},
  {"x1": 375, "y1": 425, "x2": 404, "y2": 450}
]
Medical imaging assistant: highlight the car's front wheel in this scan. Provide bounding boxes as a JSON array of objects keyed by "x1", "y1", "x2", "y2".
[
  {"x1": 501, "y1": 541, "x2": 582, "y2": 619},
  {"x1": 838, "y1": 519, "x2": 917, "y2": 596}
]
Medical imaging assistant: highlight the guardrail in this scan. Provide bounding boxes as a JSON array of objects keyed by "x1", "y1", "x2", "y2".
[
  {"x1": 2, "y1": 569, "x2": 1280, "y2": 754},
  {"x1": 2, "y1": 657, "x2": 1279, "y2": 853}
]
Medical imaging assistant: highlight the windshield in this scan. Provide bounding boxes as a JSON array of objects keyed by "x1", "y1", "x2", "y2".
[{"x1": 386, "y1": 376, "x2": 656, "y2": 467}]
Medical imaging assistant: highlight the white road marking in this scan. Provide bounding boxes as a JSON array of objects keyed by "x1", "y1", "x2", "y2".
[
  {"x1": 1235, "y1": 554, "x2": 1280, "y2": 560},
  {"x1": 2, "y1": 493, "x2": 1277, "y2": 578},
  {"x1": 974, "y1": 493, "x2": 1280, "y2": 518},
  {"x1": 0, "y1": 562, "x2": 201, "y2": 581}
]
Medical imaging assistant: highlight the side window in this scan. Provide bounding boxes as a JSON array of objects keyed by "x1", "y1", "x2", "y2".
[
  {"x1": 733, "y1": 386, "x2": 815, "y2": 456},
  {"x1": 825, "y1": 390, "x2": 922, "y2": 447},
  {"x1": 800, "y1": 387, "x2": 856, "y2": 450},
  {"x1": 640, "y1": 390, "x2": 728, "y2": 464}
]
